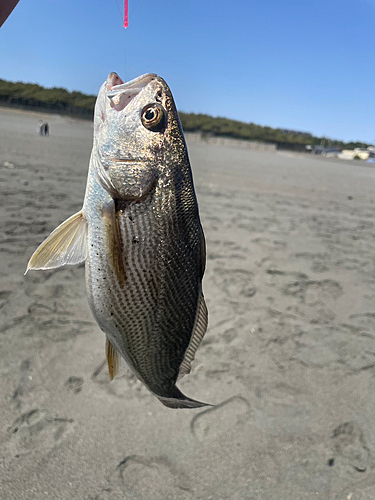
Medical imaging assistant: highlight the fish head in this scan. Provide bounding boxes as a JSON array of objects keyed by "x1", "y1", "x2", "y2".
[{"x1": 93, "y1": 72, "x2": 186, "y2": 201}]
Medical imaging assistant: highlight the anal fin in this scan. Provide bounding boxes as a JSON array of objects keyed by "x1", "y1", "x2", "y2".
[
  {"x1": 26, "y1": 211, "x2": 87, "y2": 273},
  {"x1": 106, "y1": 338, "x2": 120, "y2": 380}
]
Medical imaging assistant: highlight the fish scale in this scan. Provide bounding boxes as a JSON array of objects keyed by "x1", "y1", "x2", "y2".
[{"x1": 85, "y1": 166, "x2": 200, "y2": 396}]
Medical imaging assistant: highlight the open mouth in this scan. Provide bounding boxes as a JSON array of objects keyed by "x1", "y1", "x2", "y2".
[{"x1": 107, "y1": 73, "x2": 157, "y2": 112}]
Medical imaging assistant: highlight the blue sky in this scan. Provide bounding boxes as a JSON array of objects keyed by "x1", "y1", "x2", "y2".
[{"x1": 1, "y1": 0, "x2": 374, "y2": 143}]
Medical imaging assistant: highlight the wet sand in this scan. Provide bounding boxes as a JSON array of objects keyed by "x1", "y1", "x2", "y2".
[{"x1": 1, "y1": 107, "x2": 375, "y2": 499}]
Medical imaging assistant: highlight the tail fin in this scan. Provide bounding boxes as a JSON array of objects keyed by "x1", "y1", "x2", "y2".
[{"x1": 156, "y1": 385, "x2": 211, "y2": 409}]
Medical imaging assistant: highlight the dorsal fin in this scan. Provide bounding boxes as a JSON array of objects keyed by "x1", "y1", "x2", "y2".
[
  {"x1": 179, "y1": 290, "x2": 208, "y2": 378},
  {"x1": 26, "y1": 211, "x2": 87, "y2": 273}
]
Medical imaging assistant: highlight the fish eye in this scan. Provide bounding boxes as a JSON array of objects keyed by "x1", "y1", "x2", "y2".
[{"x1": 141, "y1": 103, "x2": 166, "y2": 132}]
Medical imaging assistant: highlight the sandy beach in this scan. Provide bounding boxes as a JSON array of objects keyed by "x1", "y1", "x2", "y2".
[{"x1": 2, "y1": 107, "x2": 375, "y2": 499}]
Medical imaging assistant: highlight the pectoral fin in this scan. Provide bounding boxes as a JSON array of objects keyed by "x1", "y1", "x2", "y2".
[
  {"x1": 26, "y1": 211, "x2": 87, "y2": 273},
  {"x1": 102, "y1": 200, "x2": 126, "y2": 287},
  {"x1": 106, "y1": 338, "x2": 120, "y2": 380}
]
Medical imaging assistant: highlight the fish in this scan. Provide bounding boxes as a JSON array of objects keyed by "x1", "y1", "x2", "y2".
[{"x1": 26, "y1": 72, "x2": 209, "y2": 409}]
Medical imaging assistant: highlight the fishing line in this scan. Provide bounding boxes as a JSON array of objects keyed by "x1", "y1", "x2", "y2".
[
  {"x1": 113, "y1": 0, "x2": 123, "y2": 23},
  {"x1": 130, "y1": 0, "x2": 143, "y2": 17},
  {"x1": 112, "y1": 1, "x2": 143, "y2": 82}
]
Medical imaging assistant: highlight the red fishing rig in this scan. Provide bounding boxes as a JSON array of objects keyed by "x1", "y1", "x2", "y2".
[{"x1": 124, "y1": 0, "x2": 128, "y2": 28}]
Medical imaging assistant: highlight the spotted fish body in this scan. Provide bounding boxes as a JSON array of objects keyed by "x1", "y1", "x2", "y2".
[{"x1": 27, "y1": 73, "x2": 208, "y2": 409}]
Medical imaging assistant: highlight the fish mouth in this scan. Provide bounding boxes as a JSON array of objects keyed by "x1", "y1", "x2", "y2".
[
  {"x1": 109, "y1": 73, "x2": 157, "y2": 95},
  {"x1": 107, "y1": 73, "x2": 157, "y2": 112}
]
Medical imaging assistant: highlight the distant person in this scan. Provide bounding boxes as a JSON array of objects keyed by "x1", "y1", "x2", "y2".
[
  {"x1": 37, "y1": 120, "x2": 49, "y2": 137},
  {"x1": 38, "y1": 120, "x2": 44, "y2": 136}
]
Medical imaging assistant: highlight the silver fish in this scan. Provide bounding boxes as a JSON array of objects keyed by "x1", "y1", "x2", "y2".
[{"x1": 27, "y1": 72, "x2": 209, "y2": 409}]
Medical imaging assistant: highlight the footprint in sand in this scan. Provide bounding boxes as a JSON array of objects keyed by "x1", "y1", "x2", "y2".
[
  {"x1": 16, "y1": 301, "x2": 92, "y2": 341},
  {"x1": 213, "y1": 268, "x2": 257, "y2": 302},
  {"x1": 12, "y1": 359, "x2": 33, "y2": 409},
  {"x1": 330, "y1": 422, "x2": 372, "y2": 475},
  {"x1": 348, "y1": 313, "x2": 375, "y2": 338},
  {"x1": 0, "y1": 290, "x2": 12, "y2": 309},
  {"x1": 190, "y1": 395, "x2": 252, "y2": 441},
  {"x1": 7, "y1": 408, "x2": 74, "y2": 455},
  {"x1": 281, "y1": 276, "x2": 343, "y2": 304},
  {"x1": 65, "y1": 376, "x2": 84, "y2": 394},
  {"x1": 91, "y1": 360, "x2": 149, "y2": 399},
  {"x1": 207, "y1": 240, "x2": 248, "y2": 261},
  {"x1": 91, "y1": 360, "x2": 109, "y2": 385},
  {"x1": 97, "y1": 455, "x2": 192, "y2": 499}
]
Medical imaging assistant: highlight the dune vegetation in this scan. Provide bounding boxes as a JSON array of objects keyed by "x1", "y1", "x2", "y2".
[{"x1": 0, "y1": 78, "x2": 368, "y2": 151}]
